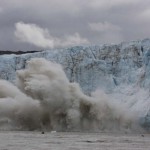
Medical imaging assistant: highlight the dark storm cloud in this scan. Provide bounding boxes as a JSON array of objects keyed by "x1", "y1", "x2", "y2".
[{"x1": 0, "y1": 0, "x2": 150, "y2": 51}]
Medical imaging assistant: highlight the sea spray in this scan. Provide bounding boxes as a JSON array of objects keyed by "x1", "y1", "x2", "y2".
[{"x1": 0, "y1": 58, "x2": 140, "y2": 131}]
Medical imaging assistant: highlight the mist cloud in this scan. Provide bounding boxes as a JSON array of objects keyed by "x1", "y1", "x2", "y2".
[
  {"x1": 15, "y1": 22, "x2": 54, "y2": 49},
  {"x1": 15, "y1": 22, "x2": 89, "y2": 49},
  {"x1": 0, "y1": 58, "x2": 139, "y2": 131}
]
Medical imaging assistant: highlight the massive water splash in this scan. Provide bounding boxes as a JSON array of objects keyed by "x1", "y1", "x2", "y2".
[{"x1": 0, "y1": 58, "x2": 142, "y2": 132}]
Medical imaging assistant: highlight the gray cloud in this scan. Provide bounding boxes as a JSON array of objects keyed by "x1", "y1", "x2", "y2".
[
  {"x1": 89, "y1": 22, "x2": 122, "y2": 32},
  {"x1": 0, "y1": 7, "x2": 3, "y2": 13},
  {"x1": 0, "y1": 0, "x2": 150, "y2": 51}
]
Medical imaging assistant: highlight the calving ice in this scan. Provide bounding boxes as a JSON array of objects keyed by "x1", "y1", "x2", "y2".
[
  {"x1": 0, "y1": 58, "x2": 139, "y2": 132},
  {"x1": 0, "y1": 39, "x2": 150, "y2": 132}
]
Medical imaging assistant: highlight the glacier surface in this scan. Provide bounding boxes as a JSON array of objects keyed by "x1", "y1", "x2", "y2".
[{"x1": 0, "y1": 39, "x2": 150, "y2": 130}]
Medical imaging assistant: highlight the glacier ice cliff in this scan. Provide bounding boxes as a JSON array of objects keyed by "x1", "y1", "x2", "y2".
[{"x1": 0, "y1": 38, "x2": 150, "y2": 130}]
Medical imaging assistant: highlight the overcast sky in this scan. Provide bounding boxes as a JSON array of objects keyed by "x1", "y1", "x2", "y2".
[{"x1": 0, "y1": 0, "x2": 150, "y2": 51}]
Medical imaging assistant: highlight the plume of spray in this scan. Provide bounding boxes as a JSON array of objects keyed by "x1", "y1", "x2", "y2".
[{"x1": 0, "y1": 58, "x2": 141, "y2": 132}]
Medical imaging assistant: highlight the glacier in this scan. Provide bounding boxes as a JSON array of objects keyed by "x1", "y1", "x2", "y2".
[{"x1": 0, "y1": 38, "x2": 150, "y2": 131}]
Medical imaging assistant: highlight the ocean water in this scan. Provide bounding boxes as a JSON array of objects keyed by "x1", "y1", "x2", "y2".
[{"x1": 0, "y1": 131, "x2": 150, "y2": 150}]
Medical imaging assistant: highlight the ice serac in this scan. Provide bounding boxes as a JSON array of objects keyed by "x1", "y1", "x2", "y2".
[{"x1": 0, "y1": 38, "x2": 150, "y2": 130}]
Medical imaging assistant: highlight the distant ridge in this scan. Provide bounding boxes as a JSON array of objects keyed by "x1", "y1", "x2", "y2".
[{"x1": 0, "y1": 50, "x2": 39, "y2": 55}]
